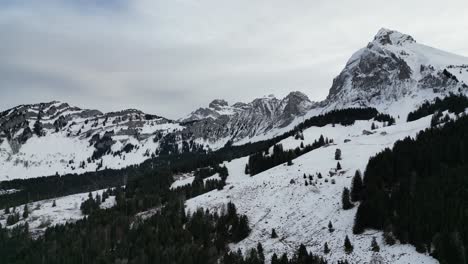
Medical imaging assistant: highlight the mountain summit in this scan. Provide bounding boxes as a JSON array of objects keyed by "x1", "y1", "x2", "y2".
[
  {"x1": 373, "y1": 28, "x2": 416, "y2": 46},
  {"x1": 325, "y1": 28, "x2": 468, "y2": 111}
]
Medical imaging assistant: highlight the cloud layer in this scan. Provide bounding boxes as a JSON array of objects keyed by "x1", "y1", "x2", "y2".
[{"x1": 1, "y1": 0, "x2": 467, "y2": 118}]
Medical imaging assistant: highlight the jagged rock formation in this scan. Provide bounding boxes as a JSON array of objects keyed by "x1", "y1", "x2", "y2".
[
  {"x1": 183, "y1": 92, "x2": 315, "y2": 141},
  {"x1": 324, "y1": 28, "x2": 468, "y2": 110}
]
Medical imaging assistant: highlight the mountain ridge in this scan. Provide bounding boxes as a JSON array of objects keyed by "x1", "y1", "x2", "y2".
[{"x1": 1, "y1": 28, "x2": 468, "y2": 180}]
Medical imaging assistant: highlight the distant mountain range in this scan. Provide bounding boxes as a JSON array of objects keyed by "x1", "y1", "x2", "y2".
[{"x1": 1, "y1": 28, "x2": 467, "y2": 180}]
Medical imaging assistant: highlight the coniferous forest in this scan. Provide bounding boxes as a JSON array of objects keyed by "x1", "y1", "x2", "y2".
[
  {"x1": 353, "y1": 114, "x2": 468, "y2": 264},
  {"x1": 406, "y1": 93, "x2": 468, "y2": 122}
]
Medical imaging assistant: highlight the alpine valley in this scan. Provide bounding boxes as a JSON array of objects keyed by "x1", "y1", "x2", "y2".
[{"x1": 1, "y1": 28, "x2": 468, "y2": 264}]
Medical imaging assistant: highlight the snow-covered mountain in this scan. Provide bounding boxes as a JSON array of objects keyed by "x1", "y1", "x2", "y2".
[
  {"x1": 0, "y1": 92, "x2": 314, "y2": 180},
  {"x1": 183, "y1": 91, "x2": 315, "y2": 142},
  {"x1": 323, "y1": 28, "x2": 468, "y2": 114},
  {"x1": 1, "y1": 28, "x2": 468, "y2": 183},
  {"x1": 181, "y1": 28, "x2": 468, "y2": 264},
  {"x1": 2, "y1": 28, "x2": 468, "y2": 264},
  {"x1": 0, "y1": 101, "x2": 183, "y2": 180}
]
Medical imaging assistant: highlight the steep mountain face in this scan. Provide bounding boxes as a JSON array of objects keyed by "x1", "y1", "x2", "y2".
[
  {"x1": 183, "y1": 92, "x2": 314, "y2": 142},
  {"x1": 324, "y1": 28, "x2": 468, "y2": 111},
  {"x1": 0, "y1": 101, "x2": 183, "y2": 180}
]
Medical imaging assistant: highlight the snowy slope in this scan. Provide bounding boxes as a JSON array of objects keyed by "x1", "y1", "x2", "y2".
[
  {"x1": 186, "y1": 115, "x2": 439, "y2": 263},
  {"x1": 0, "y1": 188, "x2": 115, "y2": 237}
]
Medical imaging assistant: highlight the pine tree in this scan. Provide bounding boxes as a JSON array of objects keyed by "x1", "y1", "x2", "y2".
[
  {"x1": 257, "y1": 242, "x2": 265, "y2": 263},
  {"x1": 319, "y1": 135, "x2": 325, "y2": 145},
  {"x1": 350, "y1": 170, "x2": 363, "y2": 202},
  {"x1": 371, "y1": 122, "x2": 376, "y2": 130},
  {"x1": 344, "y1": 235, "x2": 353, "y2": 254},
  {"x1": 342, "y1": 187, "x2": 353, "y2": 210},
  {"x1": 22, "y1": 204, "x2": 29, "y2": 219},
  {"x1": 4, "y1": 207, "x2": 9, "y2": 214},
  {"x1": 271, "y1": 228, "x2": 278, "y2": 238},
  {"x1": 271, "y1": 253, "x2": 279, "y2": 264},
  {"x1": 335, "y1": 148, "x2": 342, "y2": 160},
  {"x1": 371, "y1": 237, "x2": 380, "y2": 252},
  {"x1": 336, "y1": 162, "x2": 342, "y2": 170},
  {"x1": 324, "y1": 242, "x2": 330, "y2": 254},
  {"x1": 328, "y1": 221, "x2": 334, "y2": 233},
  {"x1": 52, "y1": 200, "x2": 56, "y2": 207},
  {"x1": 280, "y1": 253, "x2": 289, "y2": 264}
]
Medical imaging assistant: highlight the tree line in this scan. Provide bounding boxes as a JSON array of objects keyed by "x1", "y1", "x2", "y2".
[
  {"x1": 353, "y1": 113, "x2": 468, "y2": 264},
  {"x1": 407, "y1": 93, "x2": 468, "y2": 122}
]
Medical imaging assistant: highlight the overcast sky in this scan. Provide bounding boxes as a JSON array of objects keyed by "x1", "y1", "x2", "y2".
[{"x1": 1, "y1": 0, "x2": 467, "y2": 119}]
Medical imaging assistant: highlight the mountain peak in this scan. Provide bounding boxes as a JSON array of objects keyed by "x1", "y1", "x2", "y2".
[
  {"x1": 373, "y1": 28, "x2": 416, "y2": 46},
  {"x1": 208, "y1": 99, "x2": 229, "y2": 110},
  {"x1": 285, "y1": 91, "x2": 310, "y2": 101}
]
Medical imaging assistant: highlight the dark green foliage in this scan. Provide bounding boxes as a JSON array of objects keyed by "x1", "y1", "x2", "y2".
[
  {"x1": 6, "y1": 212, "x2": 20, "y2": 226},
  {"x1": 371, "y1": 237, "x2": 380, "y2": 252},
  {"x1": 342, "y1": 188, "x2": 353, "y2": 210},
  {"x1": 264, "y1": 244, "x2": 327, "y2": 264},
  {"x1": 295, "y1": 108, "x2": 379, "y2": 129},
  {"x1": 271, "y1": 253, "x2": 279, "y2": 264},
  {"x1": 324, "y1": 242, "x2": 330, "y2": 254},
  {"x1": 247, "y1": 138, "x2": 326, "y2": 176},
  {"x1": 0, "y1": 165, "x2": 251, "y2": 264},
  {"x1": 80, "y1": 192, "x2": 101, "y2": 215},
  {"x1": 328, "y1": 221, "x2": 334, "y2": 233},
  {"x1": 22, "y1": 204, "x2": 28, "y2": 219},
  {"x1": 344, "y1": 235, "x2": 353, "y2": 254},
  {"x1": 335, "y1": 148, "x2": 342, "y2": 160},
  {"x1": 354, "y1": 115, "x2": 468, "y2": 264},
  {"x1": 374, "y1": 113, "x2": 396, "y2": 125},
  {"x1": 407, "y1": 93, "x2": 468, "y2": 121},
  {"x1": 271, "y1": 228, "x2": 278, "y2": 238},
  {"x1": 350, "y1": 170, "x2": 363, "y2": 202}
]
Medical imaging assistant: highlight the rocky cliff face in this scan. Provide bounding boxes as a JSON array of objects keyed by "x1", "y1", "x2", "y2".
[
  {"x1": 324, "y1": 28, "x2": 468, "y2": 110},
  {"x1": 182, "y1": 92, "x2": 314, "y2": 142},
  {"x1": 0, "y1": 101, "x2": 183, "y2": 179}
]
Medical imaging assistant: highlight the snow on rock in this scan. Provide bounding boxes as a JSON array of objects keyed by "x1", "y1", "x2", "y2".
[{"x1": 186, "y1": 117, "x2": 438, "y2": 263}]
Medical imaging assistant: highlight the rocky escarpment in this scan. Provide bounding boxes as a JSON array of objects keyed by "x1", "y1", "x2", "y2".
[
  {"x1": 182, "y1": 92, "x2": 315, "y2": 142},
  {"x1": 324, "y1": 28, "x2": 468, "y2": 109}
]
